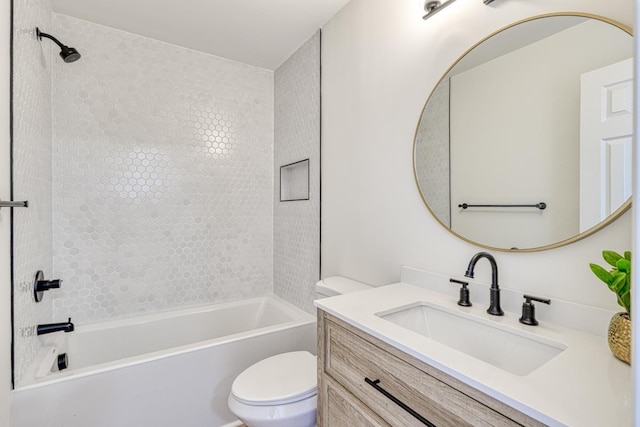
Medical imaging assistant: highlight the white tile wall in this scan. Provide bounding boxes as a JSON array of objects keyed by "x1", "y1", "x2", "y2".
[
  {"x1": 51, "y1": 15, "x2": 274, "y2": 323},
  {"x1": 415, "y1": 79, "x2": 450, "y2": 227},
  {"x1": 13, "y1": 9, "x2": 320, "y2": 386},
  {"x1": 12, "y1": 0, "x2": 54, "y2": 387},
  {"x1": 274, "y1": 32, "x2": 320, "y2": 313}
]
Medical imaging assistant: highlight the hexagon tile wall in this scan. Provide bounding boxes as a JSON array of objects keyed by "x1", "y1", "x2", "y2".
[
  {"x1": 274, "y1": 32, "x2": 320, "y2": 313},
  {"x1": 51, "y1": 14, "x2": 274, "y2": 323},
  {"x1": 415, "y1": 79, "x2": 451, "y2": 227},
  {"x1": 12, "y1": 0, "x2": 54, "y2": 387}
]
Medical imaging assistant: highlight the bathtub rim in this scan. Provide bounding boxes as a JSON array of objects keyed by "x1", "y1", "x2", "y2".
[
  {"x1": 74, "y1": 293, "x2": 311, "y2": 331},
  {"x1": 17, "y1": 294, "x2": 315, "y2": 390}
]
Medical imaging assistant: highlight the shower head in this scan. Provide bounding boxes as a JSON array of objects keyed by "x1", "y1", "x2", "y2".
[
  {"x1": 36, "y1": 27, "x2": 81, "y2": 63},
  {"x1": 59, "y1": 45, "x2": 81, "y2": 63}
]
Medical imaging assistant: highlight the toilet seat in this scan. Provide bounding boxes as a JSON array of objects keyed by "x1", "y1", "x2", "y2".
[{"x1": 231, "y1": 351, "x2": 317, "y2": 406}]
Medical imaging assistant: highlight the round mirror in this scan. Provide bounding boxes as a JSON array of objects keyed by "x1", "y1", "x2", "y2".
[{"x1": 414, "y1": 13, "x2": 633, "y2": 251}]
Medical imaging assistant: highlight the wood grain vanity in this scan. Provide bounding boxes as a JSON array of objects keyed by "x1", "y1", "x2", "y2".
[{"x1": 318, "y1": 310, "x2": 546, "y2": 427}]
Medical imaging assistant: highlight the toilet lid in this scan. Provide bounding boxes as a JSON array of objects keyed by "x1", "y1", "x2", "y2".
[{"x1": 231, "y1": 351, "x2": 317, "y2": 406}]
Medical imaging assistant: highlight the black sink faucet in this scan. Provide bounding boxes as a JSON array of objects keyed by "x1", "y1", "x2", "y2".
[
  {"x1": 464, "y1": 252, "x2": 504, "y2": 316},
  {"x1": 37, "y1": 318, "x2": 74, "y2": 335}
]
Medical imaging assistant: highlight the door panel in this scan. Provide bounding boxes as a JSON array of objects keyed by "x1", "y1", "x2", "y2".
[{"x1": 580, "y1": 57, "x2": 633, "y2": 232}]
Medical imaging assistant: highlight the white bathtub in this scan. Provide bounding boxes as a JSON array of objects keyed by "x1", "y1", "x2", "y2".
[{"x1": 11, "y1": 295, "x2": 316, "y2": 427}]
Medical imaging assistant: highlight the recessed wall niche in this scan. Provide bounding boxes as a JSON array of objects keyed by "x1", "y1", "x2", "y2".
[{"x1": 280, "y1": 159, "x2": 310, "y2": 201}]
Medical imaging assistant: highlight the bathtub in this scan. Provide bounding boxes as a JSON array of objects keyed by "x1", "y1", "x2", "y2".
[{"x1": 11, "y1": 295, "x2": 316, "y2": 427}]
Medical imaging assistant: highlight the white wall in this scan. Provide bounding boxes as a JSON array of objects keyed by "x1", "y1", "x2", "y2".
[
  {"x1": 449, "y1": 20, "x2": 632, "y2": 249},
  {"x1": 0, "y1": 0, "x2": 11, "y2": 424},
  {"x1": 321, "y1": 0, "x2": 632, "y2": 313}
]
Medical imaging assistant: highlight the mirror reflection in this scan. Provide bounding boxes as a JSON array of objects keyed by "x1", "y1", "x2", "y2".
[{"x1": 414, "y1": 15, "x2": 633, "y2": 250}]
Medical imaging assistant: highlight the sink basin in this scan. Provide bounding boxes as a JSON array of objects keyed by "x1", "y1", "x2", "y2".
[{"x1": 377, "y1": 303, "x2": 566, "y2": 376}]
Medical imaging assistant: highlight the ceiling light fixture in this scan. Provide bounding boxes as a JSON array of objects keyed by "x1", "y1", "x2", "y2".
[{"x1": 422, "y1": 0, "x2": 458, "y2": 20}]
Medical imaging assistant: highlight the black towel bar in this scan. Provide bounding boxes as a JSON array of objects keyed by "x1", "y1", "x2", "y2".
[{"x1": 458, "y1": 202, "x2": 546, "y2": 210}]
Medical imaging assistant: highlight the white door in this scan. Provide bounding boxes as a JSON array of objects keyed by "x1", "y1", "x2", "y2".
[
  {"x1": 580, "y1": 57, "x2": 633, "y2": 232},
  {"x1": 0, "y1": 1, "x2": 11, "y2": 426}
]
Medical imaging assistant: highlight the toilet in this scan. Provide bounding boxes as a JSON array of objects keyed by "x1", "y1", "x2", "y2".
[{"x1": 227, "y1": 276, "x2": 371, "y2": 427}]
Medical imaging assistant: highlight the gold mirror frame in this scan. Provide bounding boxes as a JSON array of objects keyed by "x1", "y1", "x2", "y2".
[{"x1": 413, "y1": 12, "x2": 632, "y2": 253}]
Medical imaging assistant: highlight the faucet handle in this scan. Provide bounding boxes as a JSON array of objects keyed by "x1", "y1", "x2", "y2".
[
  {"x1": 519, "y1": 295, "x2": 551, "y2": 326},
  {"x1": 36, "y1": 279, "x2": 62, "y2": 290},
  {"x1": 450, "y1": 278, "x2": 472, "y2": 307},
  {"x1": 33, "y1": 270, "x2": 63, "y2": 303}
]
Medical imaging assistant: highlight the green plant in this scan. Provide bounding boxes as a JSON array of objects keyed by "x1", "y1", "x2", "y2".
[{"x1": 589, "y1": 250, "x2": 631, "y2": 315}]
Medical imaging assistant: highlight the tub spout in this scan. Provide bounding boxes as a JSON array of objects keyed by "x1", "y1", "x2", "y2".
[{"x1": 37, "y1": 318, "x2": 74, "y2": 335}]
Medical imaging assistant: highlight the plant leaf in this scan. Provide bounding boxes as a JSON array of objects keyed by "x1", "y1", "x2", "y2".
[
  {"x1": 609, "y1": 273, "x2": 626, "y2": 293},
  {"x1": 619, "y1": 288, "x2": 631, "y2": 313},
  {"x1": 603, "y1": 250, "x2": 623, "y2": 267},
  {"x1": 616, "y1": 258, "x2": 631, "y2": 273},
  {"x1": 617, "y1": 273, "x2": 630, "y2": 296},
  {"x1": 591, "y1": 250, "x2": 632, "y2": 314},
  {"x1": 590, "y1": 263, "x2": 614, "y2": 284}
]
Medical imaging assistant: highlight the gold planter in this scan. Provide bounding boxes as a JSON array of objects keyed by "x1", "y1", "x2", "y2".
[{"x1": 608, "y1": 312, "x2": 631, "y2": 364}]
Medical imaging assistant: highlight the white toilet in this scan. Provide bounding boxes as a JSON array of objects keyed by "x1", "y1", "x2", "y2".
[{"x1": 227, "y1": 276, "x2": 371, "y2": 427}]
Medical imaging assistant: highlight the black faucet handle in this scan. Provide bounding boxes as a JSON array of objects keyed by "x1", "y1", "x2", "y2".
[
  {"x1": 519, "y1": 294, "x2": 551, "y2": 326},
  {"x1": 524, "y1": 295, "x2": 551, "y2": 305},
  {"x1": 34, "y1": 271, "x2": 63, "y2": 303},
  {"x1": 37, "y1": 279, "x2": 62, "y2": 290},
  {"x1": 450, "y1": 278, "x2": 472, "y2": 307}
]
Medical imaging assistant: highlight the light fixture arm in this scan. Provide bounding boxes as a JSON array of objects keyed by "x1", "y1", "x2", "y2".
[
  {"x1": 423, "y1": 0, "x2": 498, "y2": 20},
  {"x1": 422, "y1": 0, "x2": 457, "y2": 20}
]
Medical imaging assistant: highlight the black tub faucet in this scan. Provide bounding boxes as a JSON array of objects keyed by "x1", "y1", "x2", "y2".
[
  {"x1": 37, "y1": 318, "x2": 74, "y2": 335},
  {"x1": 464, "y1": 252, "x2": 504, "y2": 316}
]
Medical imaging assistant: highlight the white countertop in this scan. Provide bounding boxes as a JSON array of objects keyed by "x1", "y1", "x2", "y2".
[{"x1": 315, "y1": 282, "x2": 632, "y2": 427}]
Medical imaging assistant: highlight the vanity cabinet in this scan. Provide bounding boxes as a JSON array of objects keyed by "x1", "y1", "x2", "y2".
[
  {"x1": 323, "y1": 376, "x2": 390, "y2": 426},
  {"x1": 317, "y1": 310, "x2": 545, "y2": 427}
]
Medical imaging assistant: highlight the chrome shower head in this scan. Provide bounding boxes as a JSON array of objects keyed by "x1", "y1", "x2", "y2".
[{"x1": 36, "y1": 27, "x2": 81, "y2": 63}]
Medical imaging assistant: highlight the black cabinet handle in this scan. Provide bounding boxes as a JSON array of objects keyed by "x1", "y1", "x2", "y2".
[{"x1": 364, "y1": 377, "x2": 436, "y2": 427}]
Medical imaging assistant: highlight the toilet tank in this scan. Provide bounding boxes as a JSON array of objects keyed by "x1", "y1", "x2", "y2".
[{"x1": 314, "y1": 276, "x2": 371, "y2": 299}]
